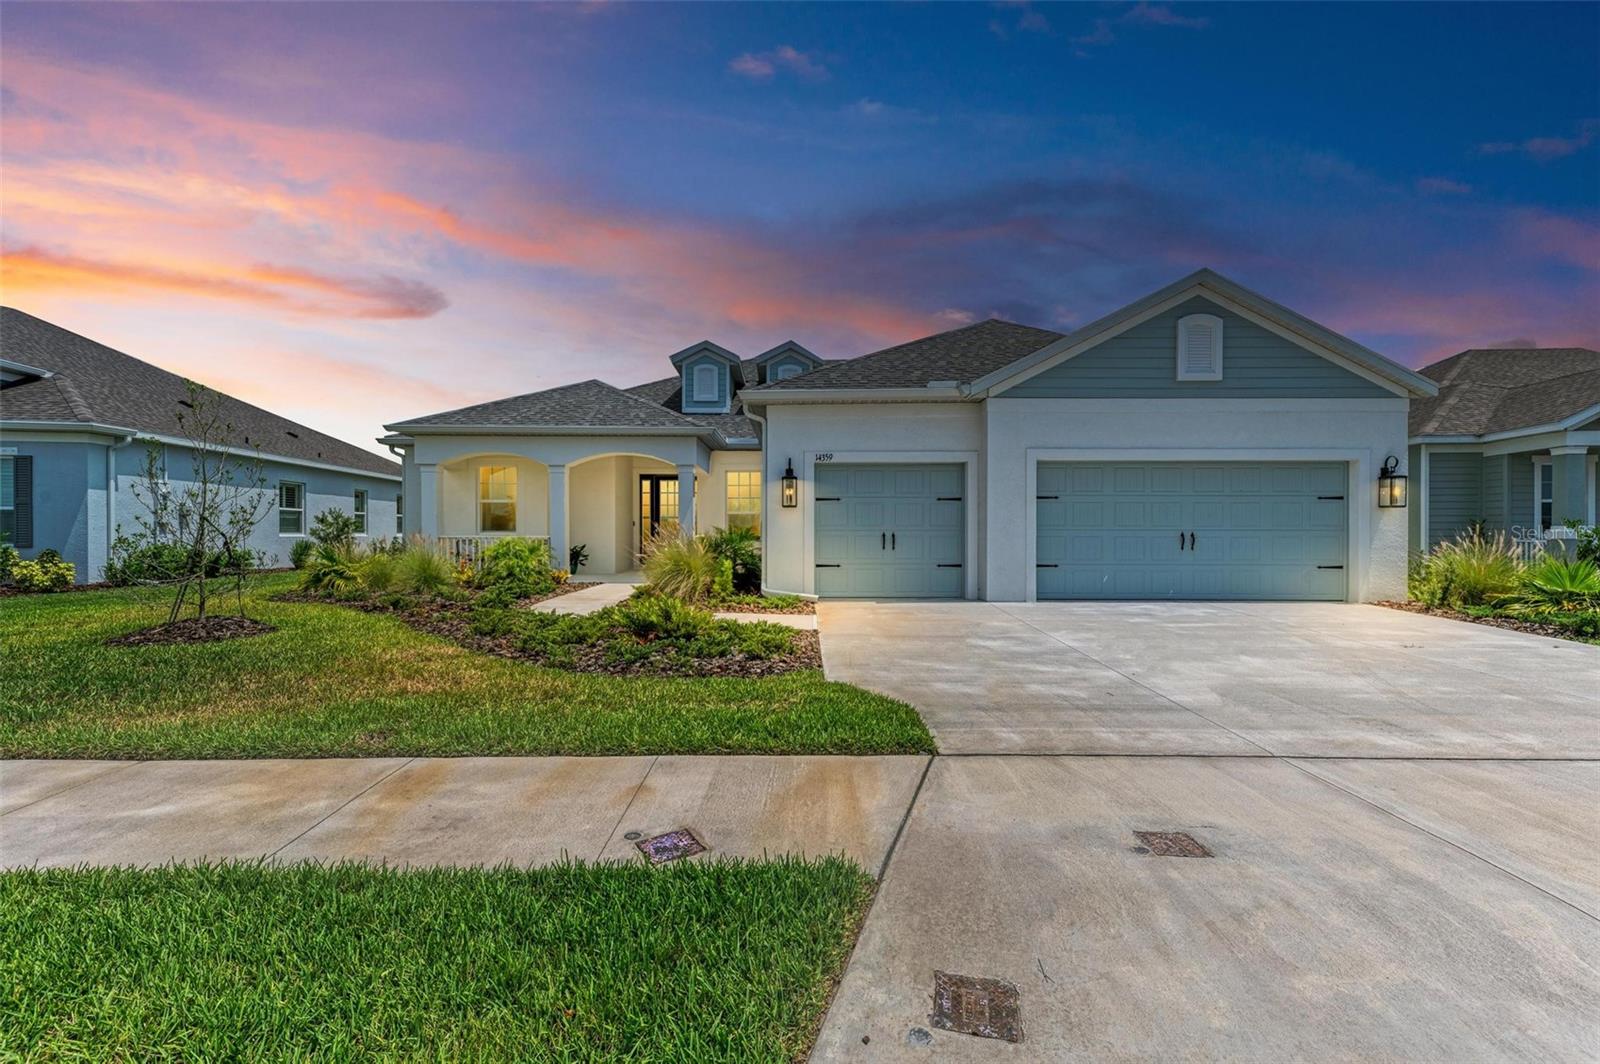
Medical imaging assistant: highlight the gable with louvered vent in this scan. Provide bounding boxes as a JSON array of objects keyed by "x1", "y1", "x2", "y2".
[{"x1": 1176, "y1": 313, "x2": 1224, "y2": 381}]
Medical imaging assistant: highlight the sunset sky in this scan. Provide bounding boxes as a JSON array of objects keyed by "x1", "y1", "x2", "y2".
[{"x1": 2, "y1": 2, "x2": 1596, "y2": 455}]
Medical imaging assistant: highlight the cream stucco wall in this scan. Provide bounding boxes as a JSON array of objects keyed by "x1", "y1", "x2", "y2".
[
  {"x1": 438, "y1": 455, "x2": 549, "y2": 538},
  {"x1": 760, "y1": 402, "x2": 985, "y2": 598}
]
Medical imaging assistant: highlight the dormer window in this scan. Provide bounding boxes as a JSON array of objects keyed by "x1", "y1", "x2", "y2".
[
  {"x1": 1176, "y1": 313, "x2": 1223, "y2": 381},
  {"x1": 692, "y1": 363, "x2": 720, "y2": 402},
  {"x1": 773, "y1": 363, "x2": 803, "y2": 382}
]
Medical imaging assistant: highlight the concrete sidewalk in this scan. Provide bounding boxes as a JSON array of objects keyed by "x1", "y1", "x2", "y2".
[{"x1": 0, "y1": 755, "x2": 929, "y2": 870}]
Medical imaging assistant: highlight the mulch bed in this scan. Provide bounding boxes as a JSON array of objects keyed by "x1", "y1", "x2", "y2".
[
  {"x1": 280, "y1": 591, "x2": 821, "y2": 677},
  {"x1": 710, "y1": 598, "x2": 816, "y2": 615},
  {"x1": 106, "y1": 615, "x2": 278, "y2": 646},
  {"x1": 1375, "y1": 600, "x2": 1594, "y2": 643}
]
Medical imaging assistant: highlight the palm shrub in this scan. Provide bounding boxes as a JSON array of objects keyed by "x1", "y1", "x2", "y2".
[
  {"x1": 705, "y1": 525, "x2": 761, "y2": 594},
  {"x1": 298, "y1": 543, "x2": 359, "y2": 595},
  {"x1": 1409, "y1": 531, "x2": 1523, "y2": 608},
  {"x1": 1498, "y1": 554, "x2": 1600, "y2": 614},
  {"x1": 641, "y1": 528, "x2": 727, "y2": 604}
]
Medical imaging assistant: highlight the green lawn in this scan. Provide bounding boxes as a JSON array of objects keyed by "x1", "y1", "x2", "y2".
[
  {"x1": 0, "y1": 574, "x2": 932, "y2": 758},
  {"x1": 0, "y1": 858, "x2": 873, "y2": 1061}
]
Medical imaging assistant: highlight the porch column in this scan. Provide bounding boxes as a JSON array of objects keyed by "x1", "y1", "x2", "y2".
[
  {"x1": 417, "y1": 463, "x2": 439, "y2": 539},
  {"x1": 1551, "y1": 447, "x2": 1590, "y2": 553},
  {"x1": 547, "y1": 463, "x2": 568, "y2": 570},
  {"x1": 677, "y1": 464, "x2": 696, "y2": 536}
]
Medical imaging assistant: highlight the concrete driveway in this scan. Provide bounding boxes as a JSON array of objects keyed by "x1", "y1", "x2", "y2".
[
  {"x1": 819, "y1": 600, "x2": 1600, "y2": 756},
  {"x1": 812, "y1": 601, "x2": 1600, "y2": 1060}
]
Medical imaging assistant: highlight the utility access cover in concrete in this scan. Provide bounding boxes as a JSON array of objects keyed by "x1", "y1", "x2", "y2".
[
  {"x1": 1134, "y1": 830, "x2": 1213, "y2": 858},
  {"x1": 636, "y1": 828, "x2": 706, "y2": 864},
  {"x1": 930, "y1": 971, "x2": 1022, "y2": 1042}
]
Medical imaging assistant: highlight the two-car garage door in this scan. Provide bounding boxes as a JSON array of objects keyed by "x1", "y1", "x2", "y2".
[
  {"x1": 1035, "y1": 462, "x2": 1348, "y2": 600},
  {"x1": 810, "y1": 460, "x2": 1348, "y2": 600}
]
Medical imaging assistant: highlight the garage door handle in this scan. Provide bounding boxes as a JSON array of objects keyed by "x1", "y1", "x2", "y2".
[
  {"x1": 1179, "y1": 531, "x2": 1186, "y2": 551},
  {"x1": 881, "y1": 532, "x2": 886, "y2": 550},
  {"x1": 891, "y1": 532, "x2": 897, "y2": 550},
  {"x1": 1189, "y1": 532, "x2": 1195, "y2": 551}
]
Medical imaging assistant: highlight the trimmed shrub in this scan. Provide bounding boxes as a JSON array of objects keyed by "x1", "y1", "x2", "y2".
[
  {"x1": 12, "y1": 552, "x2": 75, "y2": 592},
  {"x1": 473, "y1": 537, "x2": 556, "y2": 601},
  {"x1": 309, "y1": 508, "x2": 360, "y2": 551},
  {"x1": 0, "y1": 544, "x2": 20, "y2": 584},
  {"x1": 1409, "y1": 532, "x2": 1522, "y2": 608},
  {"x1": 705, "y1": 526, "x2": 761, "y2": 594},
  {"x1": 104, "y1": 536, "x2": 262, "y2": 586}
]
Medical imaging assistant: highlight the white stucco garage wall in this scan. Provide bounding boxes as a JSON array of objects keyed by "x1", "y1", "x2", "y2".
[
  {"x1": 760, "y1": 402, "x2": 983, "y2": 597},
  {"x1": 982, "y1": 396, "x2": 1412, "y2": 602}
]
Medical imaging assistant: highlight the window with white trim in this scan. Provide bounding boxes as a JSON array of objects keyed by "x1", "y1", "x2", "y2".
[
  {"x1": 726, "y1": 471, "x2": 761, "y2": 535},
  {"x1": 396, "y1": 493, "x2": 404, "y2": 537},
  {"x1": 278, "y1": 482, "x2": 305, "y2": 535},
  {"x1": 692, "y1": 363, "x2": 720, "y2": 402},
  {"x1": 0, "y1": 456, "x2": 14, "y2": 539},
  {"x1": 353, "y1": 489, "x2": 368, "y2": 535},
  {"x1": 1534, "y1": 458, "x2": 1555, "y2": 532},
  {"x1": 1176, "y1": 313, "x2": 1224, "y2": 381},
  {"x1": 773, "y1": 363, "x2": 803, "y2": 381},
  {"x1": 479, "y1": 465, "x2": 517, "y2": 532}
]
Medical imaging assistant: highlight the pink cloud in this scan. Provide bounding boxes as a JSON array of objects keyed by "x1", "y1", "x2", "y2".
[
  {"x1": 1122, "y1": 4, "x2": 1210, "y2": 29},
  {"x1": 728, "y1": 45, "x2": 828, "y2": 82},
  {"x1": 1415, "y1": 176, "x2": 1472, "y2": 196},
  {"x1": 1509, "y1": 210, "x2": 1600, "y2": 272}
]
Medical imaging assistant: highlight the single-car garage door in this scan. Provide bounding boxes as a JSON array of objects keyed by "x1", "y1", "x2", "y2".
[
  {"x1": 815, "y1": 463, "x2": 964, "y2": 598},
  {"x1": 1035, "y1": 462, "x2": 1348, "y2": 600}
]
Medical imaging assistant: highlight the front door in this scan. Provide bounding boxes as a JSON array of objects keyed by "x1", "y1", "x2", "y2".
[{"x1": 639, "y1": 474, "x2": 680, "y2": 555}]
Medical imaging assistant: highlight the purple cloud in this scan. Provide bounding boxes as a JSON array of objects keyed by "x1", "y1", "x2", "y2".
[{"x1": 1479, "y1": 118, "x2": 1599, "y2": 161}]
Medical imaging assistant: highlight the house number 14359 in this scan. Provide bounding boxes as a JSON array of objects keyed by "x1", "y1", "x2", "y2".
[{"x1": 815, "y1": 453, "x2": 834, "y2": 462}]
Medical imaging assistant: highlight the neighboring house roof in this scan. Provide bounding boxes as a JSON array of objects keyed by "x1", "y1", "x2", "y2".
[
  {"x1": 0, "y1": 307, "x2": 399, "y2": 478},
  {"x1": 1410, "y1": 348, "x2": 1600, "y2": 437},
  {"x1": 392, "y1": 378, "x2": 709, "y2": 431},
  {"x1": 755, "y1": 319, "x2": 1065, "y2": 391}
]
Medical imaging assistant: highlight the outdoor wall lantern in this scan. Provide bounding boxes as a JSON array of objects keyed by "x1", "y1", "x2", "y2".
[
  {"x1": 1378, "y1": 455, "x2": 1407, "y2": 508},
  {"x1": 781, "y1": 459, "x2": 798, "y2": 508}
]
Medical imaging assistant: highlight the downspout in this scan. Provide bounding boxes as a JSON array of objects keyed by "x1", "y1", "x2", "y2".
[{"x1": 105, "y1": 432, "x2": 136, "y2": 579}]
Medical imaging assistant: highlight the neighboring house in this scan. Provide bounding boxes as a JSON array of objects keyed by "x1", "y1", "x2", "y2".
[
  {"x1": 384, "y1": 269, "x2": 1437, "y2": 602},
  {"x1": 0, "y1": 308, "x2": 401, "y2": 582},
  {"x1": 1408, "y1": 347, "x2": 1599, "y2": 553}
]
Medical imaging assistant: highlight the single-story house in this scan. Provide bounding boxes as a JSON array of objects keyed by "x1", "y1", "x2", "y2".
[
  {"x1": 384, "y1": 269, "x2": 1437, "y2": 602},
  {"x1": 1409, "y1": 346, "x2": 1599, "y2": 553},
  {"x1": 0, "y1": 307, "x2": 401, "y2": 582}
]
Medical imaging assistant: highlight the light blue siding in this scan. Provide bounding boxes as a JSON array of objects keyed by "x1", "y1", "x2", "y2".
[
  {"x1": 1008, "y1": 296, "x2": 1392, "y2": 399},
  {"x1": 1424, "y1": 452, "x2": 1484, "y2": 547},
  {"x1": 3, "y1": 433, "x2": 398, "y2": 582},
  {"x1": 1036, "y1": 461, "x2": 1348, "y2": 600},
  {"x1": 680, "y1": 353, "x2": 730, "y2": 412}
]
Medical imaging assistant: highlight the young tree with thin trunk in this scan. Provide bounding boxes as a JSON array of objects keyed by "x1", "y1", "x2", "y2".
[{"x1": 129, "y1": 381, "x2": 273, "y2": 625}]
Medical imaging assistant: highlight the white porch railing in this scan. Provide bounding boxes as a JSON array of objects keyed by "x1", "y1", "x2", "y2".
[{"x1": 436, "y1": 535, "x2": 549, "y2": 568}]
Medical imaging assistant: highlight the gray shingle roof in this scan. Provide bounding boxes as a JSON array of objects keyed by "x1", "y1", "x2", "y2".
[
  {"x1": 394, "y1": 378, "x2": 707, "y2": 430},
  {"x1": 1410, "y1": 348, "x2": 1600, "y2": 437},
  {"x1": 754, "y1": 318, "x2": 1064, "y2": 390},
  {"x1": 1, "y1": 307, "x2": 399, "y2": 477}
]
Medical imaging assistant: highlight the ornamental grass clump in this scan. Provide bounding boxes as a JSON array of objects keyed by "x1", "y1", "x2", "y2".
[
  {"x1": 1408, "y1": 531, "x2": 1523, "y2": 609},
  {"x1": 641, "y1": 528, "x2": 731, "y2": 604}
]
